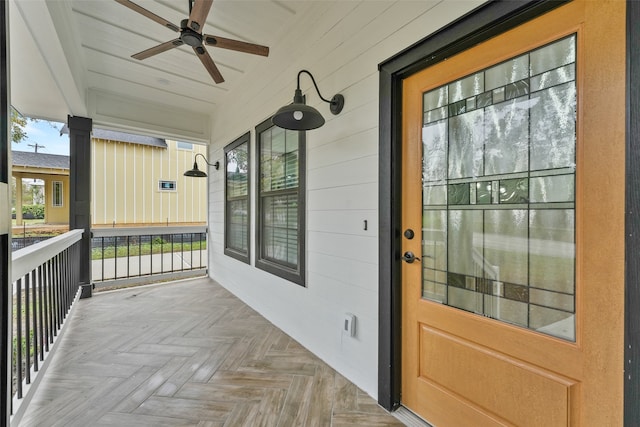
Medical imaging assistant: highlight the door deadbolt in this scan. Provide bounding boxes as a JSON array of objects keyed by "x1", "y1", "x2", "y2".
[{"x1": 404, "y1": 229, "x2": 415, "y2": 239}]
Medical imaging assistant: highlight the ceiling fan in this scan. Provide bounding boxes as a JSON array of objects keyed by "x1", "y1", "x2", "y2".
[{"x1": 115, "y1": 0, "x2": 269, "y2": 83}]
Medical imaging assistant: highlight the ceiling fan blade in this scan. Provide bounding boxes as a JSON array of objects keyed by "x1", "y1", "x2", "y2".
[
  {"x1": 193, "y1": 45, "x2": 224, "y2": 83},
  {"x1": 132, "y1": 39, "x2": 183, "y2": 60},
  {"x1": 187, "y1": 0, "x2": 213, "y2": 33},
  {"x1": 115, "y1": 0, "x2": 179, "y2": 32},
  {"x1": 203, "y1": 35, "x2": 269, "y2": 57}
]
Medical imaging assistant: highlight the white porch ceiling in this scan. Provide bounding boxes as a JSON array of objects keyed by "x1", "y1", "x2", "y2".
[{"x1": 9, "y1": 0, "x2": 310, "y2": 142}]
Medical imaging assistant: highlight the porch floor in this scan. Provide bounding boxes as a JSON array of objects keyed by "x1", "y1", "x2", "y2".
[{"x1": 16, "y1": 277, "x2": 403, "y2": 426}]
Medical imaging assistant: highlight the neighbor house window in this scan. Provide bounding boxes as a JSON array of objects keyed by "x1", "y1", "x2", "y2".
[
  {"x1": 52, "y1": 181, "x2": 63, "y2": 207},
  {"x1": 176, "y1": 141, "x2": 193, "y2": 150},
  {"x1": 224, "y1": 133, "x2": 250, "y2": 263},
  {"x1": 256, "y1": 118, "x2": 305, "y2": 285},
  {"x1": 158, "y1": 180, "x2": 176, "y2": 191}
]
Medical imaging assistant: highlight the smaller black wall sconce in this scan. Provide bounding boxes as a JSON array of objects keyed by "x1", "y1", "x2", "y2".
[{"x1": 184, "y1": 152, "x2": 219, "y2": 177}]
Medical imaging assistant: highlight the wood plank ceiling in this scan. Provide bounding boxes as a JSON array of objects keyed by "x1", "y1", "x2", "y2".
[{"x1": 9, "y1": 0, "x2": 309, "y2": 138}]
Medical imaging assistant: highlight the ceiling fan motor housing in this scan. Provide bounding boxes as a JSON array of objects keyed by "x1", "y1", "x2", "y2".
[{"x1": 180, "y1": 19, "x2": 202, "y2": 47}]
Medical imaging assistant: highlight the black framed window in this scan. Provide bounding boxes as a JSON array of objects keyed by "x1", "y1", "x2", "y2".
[
  {"x1": 256, "y1": 118, "x2": 305, "y2": 285},
  {"x1": 224, "y1": 133, "x2": 250, "y2": 263}
]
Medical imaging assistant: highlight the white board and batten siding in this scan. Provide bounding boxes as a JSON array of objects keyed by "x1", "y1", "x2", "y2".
[{"x1": 208, "y1": 1, "x2": 484, "y2": 398}]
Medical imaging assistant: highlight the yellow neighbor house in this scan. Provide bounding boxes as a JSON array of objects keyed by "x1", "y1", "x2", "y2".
[
  {"x1": 12, "y1": 129, "x2": 207, "y2": 227},
  {"x1": 12, "y1": 150, "x2": 69, "y2": 225}
]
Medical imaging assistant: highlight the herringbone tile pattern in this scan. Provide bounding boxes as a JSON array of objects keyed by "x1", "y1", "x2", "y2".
[{"x1": 18, "y1": 278, "x2": 404, "y2": 426}]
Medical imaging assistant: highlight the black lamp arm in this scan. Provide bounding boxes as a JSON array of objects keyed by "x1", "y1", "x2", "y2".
[
  {"x1": 297, "y1": 70, "x2": 333, "y2": 105},
  {"x1": 194, "y1": 152, "x2": 219, "y2": 170}
]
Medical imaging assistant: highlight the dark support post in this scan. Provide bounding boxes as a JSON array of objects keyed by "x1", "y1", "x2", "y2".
[{"x1": 68, "y1": 115, "x2": 93, "y2": 299}]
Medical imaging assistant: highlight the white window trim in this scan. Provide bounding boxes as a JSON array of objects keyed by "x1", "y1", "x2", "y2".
[{"x1": 158, "y1": 180, "x2": 177, "y2": 192}]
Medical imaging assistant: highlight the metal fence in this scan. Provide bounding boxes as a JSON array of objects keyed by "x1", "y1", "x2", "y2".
[
  {"x1": 11, "y1": 230, "x2": 83, "y2": 413},
  {"x1": 91, "y1": 226, "x2": 207, "y2": 287},
  {"x1": 11, "y1": 236, "x2": 54, "y2": 251}
]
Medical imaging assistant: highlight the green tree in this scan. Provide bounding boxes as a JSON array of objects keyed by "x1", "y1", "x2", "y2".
[{"x1": 11, "y1": 107, "x2": 29, "y2": 144}]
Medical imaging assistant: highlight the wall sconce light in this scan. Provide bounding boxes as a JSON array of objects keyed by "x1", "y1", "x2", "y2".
[
  {"x1": 272, "y1": 69, "x2": 344, "y2": 131},
  {"x1": 184, "y1": 153, "x2": 219, "y2": 177}
]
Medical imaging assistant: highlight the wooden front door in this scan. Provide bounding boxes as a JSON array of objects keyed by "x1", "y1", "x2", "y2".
[{"x1": 400, "y1": 1, "x2": 626, "y2": 425}]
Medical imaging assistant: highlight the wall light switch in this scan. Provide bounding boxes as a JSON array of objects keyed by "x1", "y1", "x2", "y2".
[{"x1": 343, "y1": 313, "x2": 356, "y2": 337}]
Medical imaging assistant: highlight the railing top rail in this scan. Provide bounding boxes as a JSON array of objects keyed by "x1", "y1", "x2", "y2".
[
  {"x1": 91, "y1": 225, "x2": 207, "y2": 238},
  {"x1": 12, "y1": 229, "x2": 84, "y2": 282}
]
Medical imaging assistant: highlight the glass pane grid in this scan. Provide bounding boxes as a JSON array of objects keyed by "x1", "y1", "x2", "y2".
[
  {"x1": 421, "y1": 34, "x2": 577, "y2": 342},
  {"x1": 258, "y1": 123, "x2": 301, "y2": 272},
  {"x1": 225, "y1": 141, "x2": 249, "y2": 257},
  {"x1": 227, "y1": 199, "x2": 248, "y2": 253},
  {"x1": 261, "y1": 193, "x2": 298, "y2": 268}
]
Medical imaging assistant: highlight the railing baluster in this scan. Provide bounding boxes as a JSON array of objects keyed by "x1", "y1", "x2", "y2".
[
  {"x1": 38, "y1": 264, "x2": 45, "y2": 359},
  {"x1": 127, "y1": 235, "x2": 130, "y2": 278},
  {"x1": 114, "y1": 236, "x2": 118, "y2": 279},
  {"x1": 64, "y1": 249, "x2": 69, "y2": 315},
  {"x1": 25, "y1": 272, "x2": 31, "y2": 384},
  {"x1": 190, "y1": 233, "x2": 194, "y2": 270},
  {"x1": 181, "y1": 233, "x2": 185, "y2": 271},
  {"x1": 101, "y1": 236, "x2": 105, "y2": 281},
  {"x1": 32, "y1": 269, "x2": 39, "y2": 372},
  {"x1": 50, "y1": 257, "x2": 56, "y2": 334},
  {"x1": 60, "y1": 251, "x2": 65, "y2": 316},
  {"x1": 138, "y1": 235, "x2": 142, "y2": 277},
  {"x1": 66, "y1": 248, "x2": 71, "y2": 312},
  {"x1": 62, "y1": 251, "x2": 67, "y2": 318},
  {"x1": 63, "y1": 250, "x2": 68, "y2": 319},
  {"x1": 46, "y1": 259, "x2": 53, "y2": 345},
  {"x1": 171, "y1": 234, "x2": 174, "y2": 273},
  {"x1": 150, "y1": 235, "x2": 153, "y2": 275},
  {"x1": 72, "y1": 244, "x2": 78, "y2": 295},
  {"x1": 52, "y1": 255, "x2": 58, "y2": 331},
  {"x1": 67, "y1": 247, "x2": 72, "y2": 309},
  {"x1": 16, "y1": 277, "x2": 23, "y2": 398},
  {"x1": 160, "y1": 234, "x2": 164, "y2": 274},
  {"x1": 55, "y1": 254, "x2": 61, "y2": 331}
]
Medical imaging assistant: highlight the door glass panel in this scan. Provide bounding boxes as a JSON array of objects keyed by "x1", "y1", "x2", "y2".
[{"x1": 421, "y1": 34, "x2": 576, "y2": 341}]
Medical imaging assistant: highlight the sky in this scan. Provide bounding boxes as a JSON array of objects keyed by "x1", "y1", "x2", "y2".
[{"x1": 12, "y1": 119, "x2": 69, "y2": 156}]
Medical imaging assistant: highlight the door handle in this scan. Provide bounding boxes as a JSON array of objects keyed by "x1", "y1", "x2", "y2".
[{"x1": 402, "y1": 251, "x2": 420, "y2": 264}]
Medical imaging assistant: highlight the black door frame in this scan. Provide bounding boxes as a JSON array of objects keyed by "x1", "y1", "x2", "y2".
[
  {"x1": 1, "y1": 0, "x2": 11, "y2": 424},
  {"x1": 624, "y1": 0, "x2": 640, "y2": 422},
  {"x1": 377, "y1": 1, "x2": 640, "y2": 425}
]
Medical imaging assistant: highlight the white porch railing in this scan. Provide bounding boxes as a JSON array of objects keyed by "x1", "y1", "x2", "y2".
[{"x1": 10, "y1": 229, "x2": 83, "y2": 423}]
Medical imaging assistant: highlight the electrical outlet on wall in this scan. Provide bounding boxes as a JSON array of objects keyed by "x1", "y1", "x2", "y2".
[{"x1": 343, "y1": 313, "x2": 356, "y2": 337}]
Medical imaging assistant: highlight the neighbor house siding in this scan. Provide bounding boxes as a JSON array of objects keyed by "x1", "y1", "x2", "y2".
[
  {"x1": 208, "y1": 0, "x2": 484, "y2": 398},
  {"x1": 92, "y1": 138, "x2": 207, "y2": 226}
]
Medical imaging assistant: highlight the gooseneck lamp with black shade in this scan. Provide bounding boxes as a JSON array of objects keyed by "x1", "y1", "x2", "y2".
[
  {"x1": 184, "y1": 152, "x2": 219, "y2": 178},
  {"x1": 272, "y1": 70, "x2": 345, "y2": 131}
]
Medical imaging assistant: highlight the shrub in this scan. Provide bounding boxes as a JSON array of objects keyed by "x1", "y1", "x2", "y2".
[
  {"x1": 153, "y1": 236, "x2": 167, "y2": 245},
  {"x1": 22, "y1": 204, "x2": 45, "y2": 219}
]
